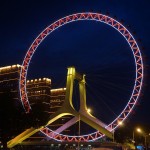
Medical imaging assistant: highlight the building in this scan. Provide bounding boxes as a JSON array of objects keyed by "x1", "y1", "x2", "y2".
[
  {"x1": 50, "y1": 88, "x2": 66, "y2": 115},
  {"x1": 0, "y1": 65, "x2": 52, "y2": 127},
  {"x1": 0, "y1": 64, "x2": 72, "y2": 137},
  {"x1": 49, "y1": 88, "x2": 71, "y2": 134},
  {"x1": 0, "y1": 64, "x2": 51, "y2": 115},
  {"x1": 0, "y1": 64, "x2": 25, "y2": 140},
  {"x1": 0, "y1": 64, "x2": 22, "y2": 109},
  {"x1": 27, "y1": 78, "x2": 51, "y2": 114}
]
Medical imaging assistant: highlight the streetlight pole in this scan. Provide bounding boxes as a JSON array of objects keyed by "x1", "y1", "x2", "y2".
[
  {"x1": 78, "y1": 114, "x2": 80, "y2": 150},
  {"x1": 113, "y1": 130, "x2": 115, "y2": 142},
  {"x1": 133, "y1": 128, "x2": 149, "y2": 150},
  {"x1": 145, "y1": 135, "x2": 147, "y2": 150},
  {"x1": 144, "y1": 133, "x2": 150, "y2": 150},
  {"x1": 133, "y1": 130, "x2": 135, "y2": 143},
  {"x1": 132, "y1": 129, "x2": 136, "y2": 150},
  {"x1": 112, "y1": 121, "x2": 123, "y2": 143},
  {"x1": 133, "y1": 128, "x2": 141, "y2": 142}
]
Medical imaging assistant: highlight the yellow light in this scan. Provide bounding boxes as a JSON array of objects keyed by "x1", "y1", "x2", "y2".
[
  {"x1": 137, "y1": 128, "x2": 141, "y2": 133},
  {"x1": 51, "y1": 88, "x2": 66, "y2": 92},
  {"x1": 16, "y1": 64, "x2": 21, "y2": 67},
  {"x1": 12, "y1": 65, "x2": 16, "y2": 68},
  {"x1": 46, "y1": 78, "x2": 51, "y2": 82},
  {"x1": 87, "y1": 108, "x2": 91, "y2": 113},
  {"x1": 0, "y1": 66, "x2": 11, "y2": 70},
  {"x1": 118, "y1": 121, "x2": 123, "y2": 126}
]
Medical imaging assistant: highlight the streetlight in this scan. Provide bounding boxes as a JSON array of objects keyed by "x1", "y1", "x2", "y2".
[
  {"x1": 118, "y1": 121, "x2": 123, "y2": 126},
  {"x1": 113, "y1": 121, "x2": 123, "y2": 142},
  {"x1": 133, "y1": 127, "x2": 150, "y2": 150},
  {"x1": 87, "y1": 108, "x2": 91, "y2": 113},
  {"x1": 133, "y1": 128, "x2": 141, "y2": 143},
  {"x1": 137, "y1": 128, "x2": 141, "y2": 133}
]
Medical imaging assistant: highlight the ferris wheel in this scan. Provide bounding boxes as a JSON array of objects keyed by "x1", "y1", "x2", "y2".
[{"x1": 19, "y1": 12, "x2": 143, "y2": 142}]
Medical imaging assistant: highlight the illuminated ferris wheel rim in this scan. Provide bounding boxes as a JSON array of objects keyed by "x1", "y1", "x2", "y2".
[{"x1": 19, "y1": 12, "x2": 143, "y2": 142}]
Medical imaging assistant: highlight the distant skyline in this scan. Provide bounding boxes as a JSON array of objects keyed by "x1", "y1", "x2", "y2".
[{"x1": 0, "y1": 0, "x2": 150, "y2": 131}]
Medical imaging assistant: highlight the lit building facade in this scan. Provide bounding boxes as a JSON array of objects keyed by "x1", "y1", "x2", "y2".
[
  {"x1": 50, "y1": 88, "x2": 66, "y2": 115},
  {"x1": 26, "y1": 78, "x2": 51, "y2": 114},
  {"x1": 0, "y1": 64, "x2": 22, "y2": 109},
  {"x1": 49, "y1": 88, "x2": 71, "y2": 134},
  {"x1": 0, "y1": 64, "x2": 72, "y2": 135}
]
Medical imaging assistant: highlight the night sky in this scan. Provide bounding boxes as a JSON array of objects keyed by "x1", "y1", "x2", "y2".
[{"x1": 0, "y1": 0, "x2": 150, "y2": 133}]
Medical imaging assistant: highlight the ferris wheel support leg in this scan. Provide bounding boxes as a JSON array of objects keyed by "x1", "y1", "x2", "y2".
[
  {"x1": 7, "y1": 127, "x2": 41, "y2": 148},
  {"x1": 54, "y1": 116, "x2": 78, "y2": 134},
  {"x1": 7, "y1": 109, "x2": 74, "y2": 148},
  {"x1": 77, "y1": 73, "x2": 113, "y2": 138},
  {"x1": 45, "y1": 116, "x2": 79, "y2": 139},
  {"x1": 46, "y1": 67, "x2": 112, "y2": 139},
  {"x1": 79, "y1": 76, "x2": 112, "y2": 131}
]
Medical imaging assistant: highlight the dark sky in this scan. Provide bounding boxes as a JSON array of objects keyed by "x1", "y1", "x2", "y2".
[{"x1": 0, "y1": 0, "x2": 150, "y2": 133}]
